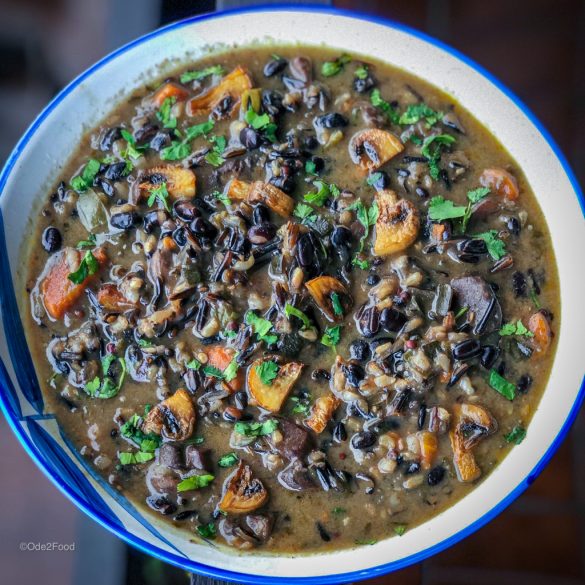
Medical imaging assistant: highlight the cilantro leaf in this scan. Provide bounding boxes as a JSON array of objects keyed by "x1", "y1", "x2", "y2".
[
  {"x1": 294, "y1": 203, "x2": 316, "y2": 221},
  {"x1": 203, "y1": 365, "x2": 224, "y2": 379},
  {"x1": 156, "y1": 96, "x2": 177, "y2": 129},
  {"x1": 205, "y1": 135, "x2": 227, "y2": 167},
  {"x1": 421, "y1": 134, "x2": 456, "y2": 180},
  {"x1": 348, "y1": 199, "x2": 378, "y2": 252},
  {"x1": 255, "y1": 361, "x2": 280, "y2": 385},
  {"x1": 196, "y1": 522, "x2": 217, "y2": 540},
  {"x1": 118, "y1": 451, "x2": 155, "y2": 465},
  {"x1": 499, "y1": 319, "x2": 534, "y2": 337},
  {"x1": 147, "y1": 182, "x2": 171, "y2": 212},
  {"x1": 393, "y1": 525, "x2": 407, "y2": 536},
  {"x1": 331, "y1": 292, "x2": 343, "y2": 316},
  {"x1": 180, "y1": 65, "x2": 224, "y2": 84},
  {"x1": 84, "y1": 354, "x2": 126, "y2": 399},
  {"x1": 218, "y1": 452, "x2": 239, "y2": 468},
  {"x1": 398, "y1": 103, "x2": 442, "y2": 127},
  {"x1": 304, "y1": 180, "x2": 340, "y2": 207},
  {"x1": 355, "y1": 538, "x2": 378, "y2": 545},
  {"x1": 321, "y1": 325, "x2": 342, "y2": 348},
  {"x1": 504, "y1": 426, "x2": 526, "y2": 445},
  {"x1": 467, "y1": 186, "x2": 491, "y2": 203},
  {"x1": 489, "y1": 369, "x2": 516, "y2": 400},
  {"x1": 70, "y1": 159, "x2": 101, "y2": 193},
  {"x1": 223, "y1": 356, "x2": 239, "y2": 383},
  {"x1": 234, "y1": 419, "x2": 279, "y2": 437},
  {"x1": 160, "y1": 120, "x2": 215, "y2": 161},
  {"x1": 475, "y1": 230, "x2": 507, "y2": 260},
  {"x1": 186, "y1": 359, "x2": 201, "y2": 370},
  {"x1": 245, "y1": 311, "x2": 277, "y2": 344},
  {"x1": 370, "y1": 89, "x2": 399, "y2": 124},
  {"x1": 428, "y1": 196, "x2": 467, "y2": 221},
  {"x1": 352, "y1": 256, "x2": 370, "y2": 270},
  {"x1": 322, "y1": 54, "x2": 351, "y2": 77},
  {"x1": 177, "y1": 474, "x2": 215, "y2": 492},
  {"x1": 76, "y1": 233, "x2": 97, "y2": 249},
  {"x1": 305, "y1": 160, "x2": 317, "y2": 175},
  {"x1": 68, "y1": 250, "x2": 99, "y2": 284},
  {"x1": 284, "y1": 303, "x2": 313, "y2": 330},
  {"x1": 354, "y1": 65, "x2": 368, "y2": 80}
]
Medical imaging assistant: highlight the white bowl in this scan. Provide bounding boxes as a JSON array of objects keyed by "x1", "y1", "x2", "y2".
[{"x1": 0, "y1": 6, "x2": 583, "y2": 584}]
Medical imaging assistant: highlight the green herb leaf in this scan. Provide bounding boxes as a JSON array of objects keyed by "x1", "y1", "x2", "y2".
[
  {"x1": 222, "y1": 355, "x2": 239, "y2": 383},
  {"x1": 284, "y1": 303, "x2": 313, "y2": 329},
  {"x1": 421, "y1": 134, "x2": 456, "y2": 180},
  {"x1": 305, "y1": 160, "x2": 317, "y2": 175},
  {"x1": 180, "y1": 65, "x2": 224, "y2": 84},
  {"x1": 186, "y1": 359, "x2": 202, "y2": 370},
  {"x1": 84, "y1": 354, "x2": 126, "y2": 399},
  {"x1": 76, "y1": 233, "x2": 97, "y2": 249},
  {"x1": 205, "y1": 150, "x2": 225, "y2": 167},
  {"x1": 467, "y1": 187, "x2": 491, "y2": 203},
  {"x1": 147, "y1": 182, "x2": 171, "y2": 212},
  {"x1": 530, "y1": 289, "x2": 541, "y2": 309},
  {"x1": 393, "y1": 524, "x2": 407, "y2": 536},
  {"x1": 321, "y1": 325, "x2": 342, "y2": 348},
  {"x1": 499, "y1": 319, "x2": 534, "y2": 338},
  {"x1": 322, "y1": 54, "x2": 351, "y2": 77},
  {"x1": 234, "y1": 419, "x2": 279, "y2": 437},
  {"x1": 332, "y1": 507, "x2": 347, "y2": 516},
  {"x1": 118, "y1": 451, "x2": 155, "y2": 465},
  {"x1": 203, "y1": 365, "x2": 224, "y2": 379},
  {"x1": 475, "y1": 230, "x2": 507, "y2": 260},
  {"x1": 196, "y1": 522, "x2": 217, "y2": 540},
  {"x1": 218, "y1": 452, "x2": 239, "y2": 468},
  {"x1": 347, "y1": 199, "x2": 378, "y2": 252},
  {"x1": 293, "y1": 203, "x2": 316, "y2": 221},
  {"x1": 370, "y1": 88, "x2": 399, "y2": 124},
  {"x1": 120, "y1": 407, "x2": 162, "y2": 452},
  {"x1": 504, "y1": 425, "x2": 526, "y2": 445},
  {"x1": 160, "y1": 120, "x2": 215, "y2": 161},
  {"x1": 70, "y1": 159, "x2": 101, "y2": 193},
  {"x1": 67, "y1": 250, "x2": 99, "y2": 284},
  {"x1": 245, "y1": 311, "x2": 277, "y2": 344},
  {"x1": 366, "y1": 172, "x2": 383, "y2": 187},
  {"x1": 289, "y1": 394, "x2": 312, "y2": 416},
  {"x1": 156, "y1": 96, "x2": 177, "y2": 129},
  {"x1": 331, "y1": 292, "x2": 343, "y2": 316},
  {"x1": 177, "y1": 474, "x2": 215, "y2": 492},
  {"x1": 304, "y1": 180, "x2": 340, "y2": 207},
  {"x1": 398, "y1": 103, "x2": 442, "y2": 127},
  {"x1": 355, "y1": 538, "x2": 378, "y2": 546},
  {"x1": 428, "y1": 196, "x2": 467, "y2": 221},
  {"x1": 489, "y1": 369, "x2": 516, "y2": 401},
  {"x1": 352, "y1": 256, "x2": 370, "y2": 270},
  {"x1": 354, "y1": 65, "x2": 368, "y2": 80},
  {"x1": 255, "y1": 361, "x2": 280, "y2": 386}
]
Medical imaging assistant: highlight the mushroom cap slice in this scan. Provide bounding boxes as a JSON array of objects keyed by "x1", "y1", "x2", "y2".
[
  {"x1": 218, "y1": 462, "x2": 269, "y2": 514},
  {"x1": 247, "y1": 358, "x2": 303, "y2": 413},
  {"x1": 349, "y1": 128, "x2": 404, "y2": 172},
  {"x1": 305, "y1": 275, "x2": 352, "y2": 322},
  {"x1": 136, "y1": 166, "x2": 196, "y2": 203},
  {"x1": 305, "y1": 392, "x2": 340, "y2": 434},
  {"x1": 142, "y1": 388, "x2": 196, "y2": 441},
  {"x1": 248, "y1": 181, "x2": 295, "y2": 218},
  {"x1": 373, "y1": 189, "x2": 420, "y2": 256}
]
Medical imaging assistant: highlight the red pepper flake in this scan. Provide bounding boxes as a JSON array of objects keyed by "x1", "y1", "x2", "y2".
[
  {"x1": 339, "y1": 452, "x2": 347, "y2": 460},
  {"x1": 405, "y1": 339, "x2": 417, "y2": 349}
]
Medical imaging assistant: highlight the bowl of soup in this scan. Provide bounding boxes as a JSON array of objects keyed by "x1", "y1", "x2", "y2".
[{"x1": 0, "y1": 6, "x2": 583, "y2": 584}]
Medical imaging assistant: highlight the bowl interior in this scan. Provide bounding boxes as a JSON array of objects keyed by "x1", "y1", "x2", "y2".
[{"x1": 0, "y1": 7, "x2": 584, "y2": 583}]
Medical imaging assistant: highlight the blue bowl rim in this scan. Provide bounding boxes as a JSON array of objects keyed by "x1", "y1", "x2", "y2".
[{"x1": 0, "y1": 4, "x2": 584, "y2": 584}]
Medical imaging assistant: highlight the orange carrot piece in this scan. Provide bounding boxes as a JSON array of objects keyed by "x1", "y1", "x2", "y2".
[
  {"x1": 206, "y1": 346, "x2": 243, "y2": 393},
  {"x1": 151, "y1": 82, "x2": 189, "y2": 108},
  {"x1": 529, "y1": 311, "x2": 552, "y2": 355},
  {"x1": 479, "y1": 168, "x2": 519, "y2": 201}
]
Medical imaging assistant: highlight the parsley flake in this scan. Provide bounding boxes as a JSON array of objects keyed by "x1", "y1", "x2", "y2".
[
  {"x1": 255, "y1": 361, "x2": 280, "y2": 386},
  {"x1": 180, "y1": 65, "x2": 224, "y2": 84},
  {"x1": 68, "y1": 250, "x2": 99, "y2": 284}
]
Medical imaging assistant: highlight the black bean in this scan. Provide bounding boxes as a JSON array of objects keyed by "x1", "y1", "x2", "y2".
[
  {"x1": 173, "y1": 510, "x2": 198, "y2": 521},
  {"x1": 496, "y1": 361, "x2": 506, "y2": 376},
  {"x1": 240, "y1": 127, "x2": 260, "y2": 150},
  {"x1": 309, "y1": 156, "x2": 325, "y2": 173},
  {"x1": 516, "y1": 374, "x2": 533, "y2": 393},
  {"x1": 480, "y1": 345, "x2": 499, "y2": 369},
  {"x1": 94, "y1": 177, "x2": 114, "y2": 197},
  {"x1": 41, "y1": 227, "x2": 62, "y2": 253},
  {"x1": 447, "y1": 363, "x2": 470, "y2": 387},
  {"x1": 507, "y1": 216, "x2": 521, "y2": 236},
  {"x1": 349, "y1": 339, "x2": 370, "y2": 362},
  {"x1": 330, "y1": 225, "x2": 352, "y2": 248},
  {"x1": 351, "y1": 431, "x2": 377, "y2": 450},
  {"x1": 342, "y1": 363, "x2": 365, "y2": 387},
  {"x1": 263, "y1": 57, "x2": 288, "y2": 77},
  {"x1": 110, "y1": 212, "x2": 137, "y2": 230},
  {"x1": 134, "y1": 123, "x2": 158, "y2": 145},
  {"x1": 516, "y1": 341, "x2": 533, "y2": 359},
  {"x1": 314, "y1": 113, "x2": 348, "y2": 128},
  {"x1": 104, "y1": 162, "x2": 128, "y2": 181},
  {"x1": 190, "y1": 217, "x2": 218, "y2": 239},
  {"x1": 457, "y1": 238, "x2": 488, "y2": 255},
  {"x1": 332, "y1": 422, "x2": 347, "y2": 443},
  {"x1": 296, "y1": 233, "x2": 315, "y2": 267},
  {"x1": 367, "y1": 170, "x2": 390, "y2": 190},
  {"x1": 248, "y1": 223, "x2": 276, "y2": 245},
  {"x1": 150, "y1": 131, "x2": 171, "y2": 152},
  {"x1": 452, "y1": 339, "x2": 481, "y2": 361},
  {"x1": 417, "y1": 403, "x2": 427, "y2": 430},
  {"x1": 100, "y1": 127, "x2": 121, "y2": 151},
  {"x1": 269, "y1": 174, "x2": 296, "y2": 194},
  {"x1": 415, "y1": 186, "x2": 429, "y2": 198},
  {"x1": 316, "y1": 522, "x2": 331, "y2": 542},
  {"x1": 252, "y1": 204, "x2": 270, "y2": 225},
  {"x1": 262, "y1": 90, "x2": 284, "y2": 116},
  {"x1": 172, "y1": 227, "x2": 187, "y2": 247},
  {"x1": 380, "y1": 307, "x2": 407, "y2": 333},
  {"x1": 174, "y1": 200, "x2": 200, "y2": 221},
  {"x1": 311, "y1": 368, "x2": 331, "y2": 381},
  {"x1": 357, "y1": 305, "x2": 380, "y2": 338},
  {"x1": 457, "y1": 253, "x2": 482, "y2": 264},
  {"x1": 384, "y1": 350, "x2": 405, "y2": 376},
  {"x1": 353, "y1": 75, "x2": 375, "y2": 93},
  {"x1": 512, "y1": 271, "x2": 527, "y2": 297},
  {"x1": 234, "y1": 391, "x2": 248, "y2": 410},
  {"x1": 277, "y1": 333, "x2": 302, "y2": 358},
  {"x1": 304, "y1": 135, "x2": 319, "y2": 150},
  {"x1": 366, "y1": 274, "x2": 380, "y2": 286},
  {"x1": 427, "y1": 465, "x2": 446, "y2": 486}
]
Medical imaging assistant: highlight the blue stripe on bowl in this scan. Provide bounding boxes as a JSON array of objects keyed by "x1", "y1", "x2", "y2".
[
  {"x1": 0, "y1": 207, "x2": 44, "y2": 414},
  {"x1": 0, "y1": 357, "x2": 21, "y2": 418},
  {"x1": 0, "y1": 4, "x2": 583, "y2": 583}
]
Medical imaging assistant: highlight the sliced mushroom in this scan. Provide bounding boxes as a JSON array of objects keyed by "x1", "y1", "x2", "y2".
[
  {"x1": 187, "y1": 66, "x2": 253, "y2": 117},
  {"x1": 248, "y1": 181, "x2": 295, "y2": 218},
  {"x1": 218, "y1": 461, "x2": 269, "y2": 514},
  {"x1": 305, "y1": 392, "x2": 340, "y2": 434},
  {"x1": 224, "y1": 178, "x2": 252, "y2": 203},
  {"x1": 135, "y1": 166, "x2": 196, "y2": 203},
  {"x1": 142, "y1": 388, "x2": 196, "y2": 441},
  {"x1": 479, "y1": 167, "x2": 519, "y2": 201},
  {"x1": 373, "y1": 189, "x2": 420, "y2": 256},
  {"x1": 137, "y1": 300, "x2": 183, "y2": 338},
  {"x1": 150, "y1": 82, "x2": 189, "y2": 108},
  {"x1": 349, "y1": 128, "x2": 404, "y2": 172},
  {"x1": 449, "y1": 403, "x2": 496, "y2": 482},
  {"x1": 305, "y1": 275, "x2": 352, "y2": 322},
  {"x1": 247, "y1": 358, "x2": 303, "y2": 412}
]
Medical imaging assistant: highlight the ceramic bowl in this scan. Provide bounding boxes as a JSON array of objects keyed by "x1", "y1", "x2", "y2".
[{"x1": 0, "y1": 6, "x2": 583, "y2": 584}]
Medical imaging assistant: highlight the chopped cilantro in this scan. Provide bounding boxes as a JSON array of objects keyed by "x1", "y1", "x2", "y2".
[
  {"x1": 68, "y1": 250, "x2": 99, "y2": 284},
  {"x1": 305, "y1": 159, "x2": 317, "y2": 175},
  {"x1": 160, "y1": 120, "x2": 215, "y2": 161},
  {"x1": 467, "y1": 186, "x2": 491, "y2": 203},
  {"x1": 156, "y1": 96, "x2": 177, "y2": 129},
  {"x1": 180, "y1": 65, "x2": 224, "y2": 84},
  {"x1": 186, "y1": 358, "x2": 202, "y2": 370},
  {"x1": 204, "y1": 135, "x2": 226, "y2": 167},
  {"x1": 366, "y1": 172, "x2": 383, "y2": 187},
  {"x1": 218, "y1": 452, "x2": 239, "y2": 468},
  {"x1": 399, "y1": 103, "x2": 442, "y2": 127},
  {"x1": 321, "y1": 325, "x2": 342, "y2": 348},
  {"x1": 147, "y1": 182, "x2": 171, "y2": 212},
  {"x1": 177, "y1": 474, "x2": 215, "y2": 492},
  {"x1": 331, "y1": 292, "x2": 343, "y2": 316},
  {"x1": 393, "y1": 524, "x2": 407, "y2": 536},
  {"x1": 355, "y1": 538, "x2": 378, "y2": 546},
  {"x1": 234, "y1": 419, "x2": 279, "y2": 437},
  {"x1": 499, "y1": 319, "x2": 534, "y2": 338},
  {"x1": 84, "y1": 353, "x2": 126, "y2": 399},
  {"x1": 504, "y1": 426, "x2": 526, "y2": 445},
  {"x1": 244, "y1": 107, "x2": 277, "y2": 142},
  {"x1": 294, "y1": 203, "x2": 316, "y2": 222},
  {"x1": 284, "y1": 303, "x2": 313, "y2": 330},
  {"x1": 489, "y1": 369, "x2": 516, "y2": 401},
  {"x1": 370, "y1": 88, "x2": 399, "y2": 124},
  {"x1": 203, "y1": 365, "x2": 224, "y2": 379},
  {"x1": 196, "y1": 522, "x2": 217, "y2": 540},
  {"x1": 475, "y1": 230, "x2": 507, "y2": 260},
  {"x1": 70, "y1": 159, "x2": 101, "y2": 193},
  {"x1": 421, "y1": 134, "x2": 456, "y2": 180},
  {"x1": 213, "y1": 189, "x2": 231, "y2": 207},
  {"x1": 304, "y1": 180, "x2": 340, "y2": 207},
  {"x1": 428, "y1": 196, "x2": 467, "y2": 221},
  {"x1": 289, "y1": 394, "x2": 312, "y2": 416},
  {"x1": 245, "y1": 311, "x2": 277, "y2": 344},
  {"x1": 352, "y1": 256, "x2": 370, "y2": 270},
  {"x1": 255, "y1": 360, "x2": 280, "y2": 386},
  {"x1": 76, "y1": 233, "x2": 97, "y2": 249},
  {"x1": 354, "y1": 65, "x2": 368, "y2": 80},
  {"x1": 120, "y1": 129, "x2": 146, "y2": 161},
  {"x1": 120, "y1": 407, "x2": 161, "y2": 452},
  {"x1": 322, "y1": 54, "x2": 351, "y2": 77},
  {"x1": 118, "y1": 451, "x2": 154, "y2": 465},
  {"x1": 347, "y1": 199, "x2": 378, "y2": 252}
]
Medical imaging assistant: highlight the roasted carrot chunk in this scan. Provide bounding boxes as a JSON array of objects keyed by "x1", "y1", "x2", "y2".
[
  {"x1": 151, "y1": 82, "x2": 189, "y2": 108},
  {"x1": 529, "y1": 311, "x2": 553, "y2": 355},
  {"x1": 206, "y1": 346, "x2": 243, "y2": 393},
  {"x1": 479, "y1": 168, "x2": 519, "y2": 201},
  {"x1": 305, "y1": 392, "x2": 340, "y2": 434},
  {"x1": 41, "y1": 247, "x2": 107, "y2": 319}
]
